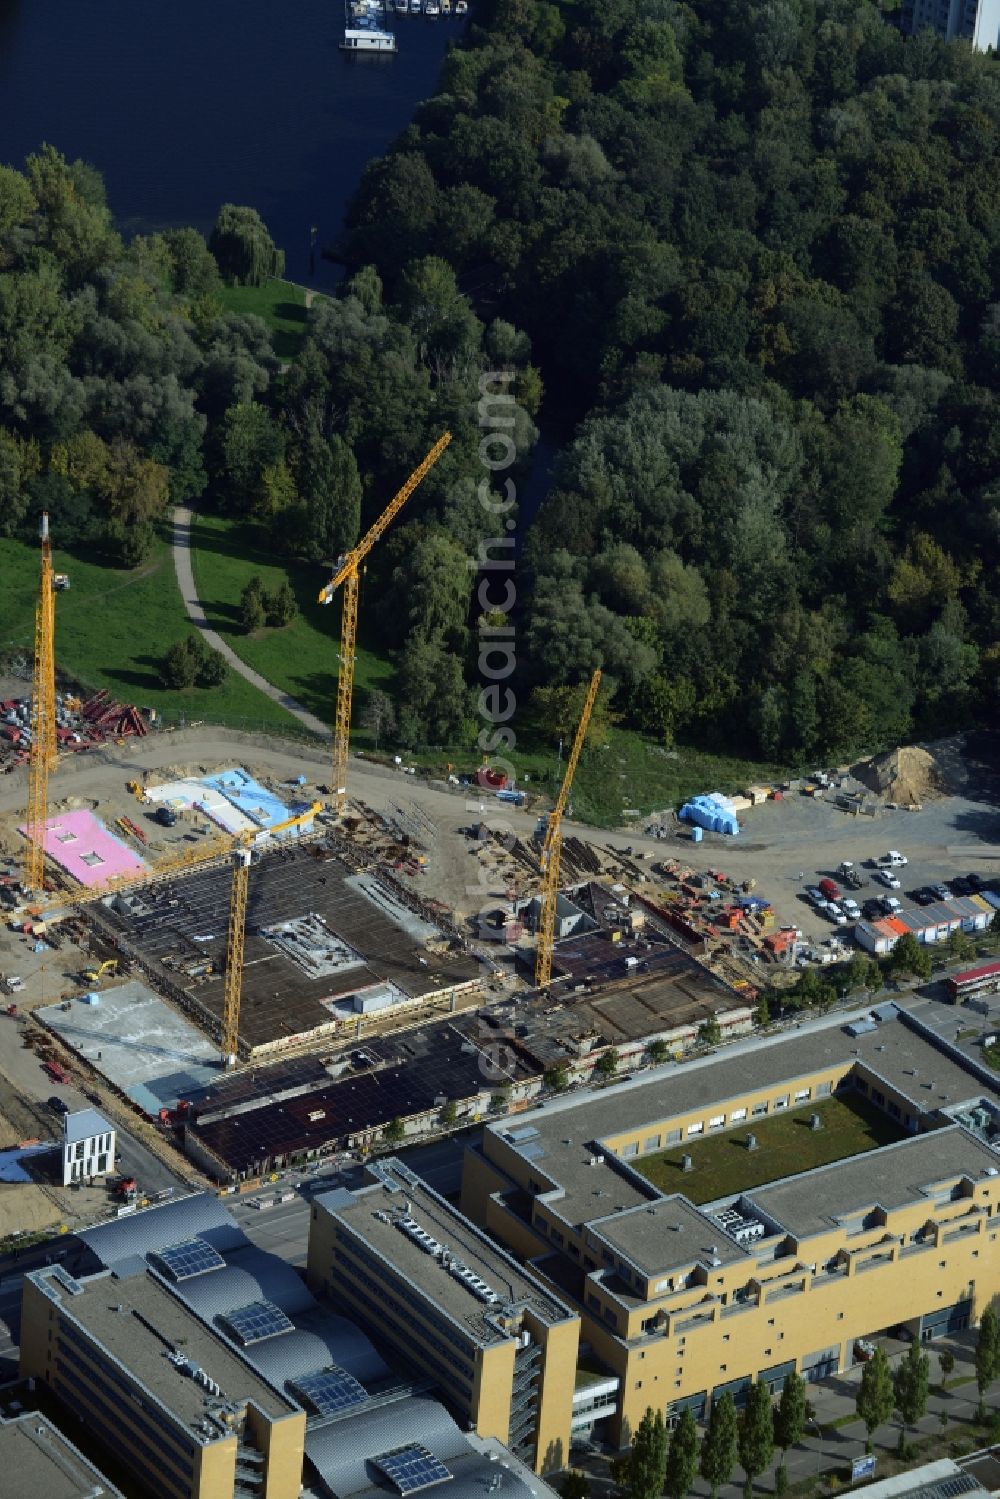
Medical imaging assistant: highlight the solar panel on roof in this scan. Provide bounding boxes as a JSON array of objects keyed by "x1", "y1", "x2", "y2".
[
  {"x1": 934, "y1": 1477, "x2": 980, "y2": 1499},
  {"x1": 290, "y1": 1364, "x2": 368, "y2": 1416},
  {"x1": 374, "y1": 1445, "x2": 453, "y2": 1494},
  {"x1": 153, "y1": 1238, "x2": 226, "y2": 1281},
  {"x1": 221, "y1": 1299, "x2": 294, "y2": 1344}
]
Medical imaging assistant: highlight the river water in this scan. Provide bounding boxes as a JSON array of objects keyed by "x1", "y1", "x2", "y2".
[{"x1": 0, "y1": 0, "x2": 455, "y2": 286}]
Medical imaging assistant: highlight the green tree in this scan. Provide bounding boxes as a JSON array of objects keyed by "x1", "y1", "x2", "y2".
[
  {"x1": 162, "y1": 636, "x2": 201, "y2": 689},
  {"x1": 699, "y1": 1018, "x2": 723, "y2": 1047},
  {"x1": 975, "y1": 1306, "x2": 1000, "y2": 1420},
  {"x1": 628, "y1": 1407, "x2": 668, "y2": 1499},
  {"x1": 889, "y1": 933, "x2": 932, "y2": 982},
  {"x1": 647, "y1": 1039, "x2": 671, "y2": 1065},
  {"x1": 774, "y1": 1371, "x2": 806, "y2": 1463},
  {"x1": 197, "y1": 646, "x2": 228, "y2": 688},
  {"x1": 594, "y1": 1048, "x2": 620, "y2": 1079},
  {"x1": 209, "y1": 203, "x2": 285, "y2": 286},
  {"x1": 264, "y1": 581, "x2": 297, "y2": 627},
  {"x1": 737, "y1": 1383, "x2": 774, "y2": 1499},
  {"x1": 384, "y1": 1117, "x2": 406, "y2": 1144},
  {"x1": 938, "y1": 1349, "x2": 955, "y2": 1383},
  {"x1": 361, "y1": 690, "x2": 397, "y2": 751},
  {"x1": 893, "y1": 1342, "x2": 930, "y2": 1455},
  {"x1": 700, "y1": 1392, "x2": 739, "y2": 1499},
  {"x1": 664, "y1": 1408, "x2": 699, "y2": 1499},
  {"x1": 559, "y1": 1473, "x2": 590, "y2": 1499},
  {"x1": 856, "y1": 1347, "x2": 894, "y2": 1451},
  {"x1": 440, "y1": 1101, "x2": 459, "y2": 1128},
  {"x1": 240, "y1": 576, "x2": 267, "y2": 633},
  {"x1": 544, "y1": 1067, "x2": 570, "y2": 1093}
]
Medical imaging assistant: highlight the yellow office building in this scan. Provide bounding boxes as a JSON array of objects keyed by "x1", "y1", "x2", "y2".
[
  {"x1": 20, "y1": 1264, "x2": 306, "y2": 1499},
  {"x1": 307, "y1": 1159, "x2": 581, "y2": 1473},
  {"x1": 461, "y1": 1010, "x2": 1000, "y2": 1444}
]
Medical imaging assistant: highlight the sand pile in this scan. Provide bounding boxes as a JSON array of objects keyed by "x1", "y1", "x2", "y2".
[{"x1": 853, "y1": 745, "x2": 944, "y2": 806}]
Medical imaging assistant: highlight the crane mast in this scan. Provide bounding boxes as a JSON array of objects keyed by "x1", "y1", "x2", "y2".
[
  {"x1": 219, "y1": 802, "x2": 323, "y2": 1065},
  {"x1": 25, "y1": 513, "x2": 58, "y2": 893},
  {"x1": 534, "y1": 669, "x2": 602, "y2": 989},
  {"x1": 318, "y1": 433, "x2": 452, "y2": 812}
]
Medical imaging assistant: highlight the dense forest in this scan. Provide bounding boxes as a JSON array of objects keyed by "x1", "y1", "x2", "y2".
[
  {"x1": 2, "y1": 0, "x2": 998, "y2": 766},
  {"x1": 0, "y1": 147, "x2": 538, "y2": 742},
  {"x1": 340, "y1": 0, "x2": 1000, "y2": 762}
]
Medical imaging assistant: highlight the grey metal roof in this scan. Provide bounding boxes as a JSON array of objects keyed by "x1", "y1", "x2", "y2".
[
  {"x1": 79, "y1": 1192, "x2": 246, "y2": 1268},
  {"x1": 304, "y1": 1395, "x2": 471, "y2": 1497},
  {"x1": 252, "y1": 1305, "x2": 389, "y2": 1388},
  {"x1": 174, "y1": 1247, "x2": 314, "y2": 1322},
  {"x1": 63, "y1": 1108, "x2": 112, "y2": 1144}
]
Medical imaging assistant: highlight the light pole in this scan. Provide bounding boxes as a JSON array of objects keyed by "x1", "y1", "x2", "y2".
[{"x1": 806, "y1": 1418, "x2": 822, "y2": 1490}]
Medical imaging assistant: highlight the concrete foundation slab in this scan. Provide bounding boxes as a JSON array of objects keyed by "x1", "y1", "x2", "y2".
[{"x1": 37, "y1": 980, "x2": 221, "y2": 1115}]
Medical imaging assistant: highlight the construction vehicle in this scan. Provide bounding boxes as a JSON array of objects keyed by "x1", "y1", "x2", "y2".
[
  {"x1": 221, "y1": 801, "x2": 323, "y2": 1064},
  {"x1": 535, "y1": 669, "x2": 602, "y2": 989},
  {"x1": 318, "y1": 434, "x2": 452, "y2": 812},
  {"x1": 81, "y1": 959, "x2": 118, "y2": 984},
  {"x1": 25, "y1": 513, "x2": 58, "y2": 893}
]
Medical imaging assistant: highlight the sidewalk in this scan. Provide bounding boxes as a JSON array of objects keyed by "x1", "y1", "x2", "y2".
[
  {"x1": 571, "y1": 1336, "x2": 999, "y2": 1499},
  {"x1": 170, "y1": 506, "x2": 331, "y2": 740}
]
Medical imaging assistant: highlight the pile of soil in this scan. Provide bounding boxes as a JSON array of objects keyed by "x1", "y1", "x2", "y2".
[{"x1": 853, "y1": 745, "x2": 945, "y2": 806}]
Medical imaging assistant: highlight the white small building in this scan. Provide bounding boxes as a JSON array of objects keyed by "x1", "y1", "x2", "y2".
[{"x1": 62, "y1": 1108, "x2": 115, "y2": 1186}]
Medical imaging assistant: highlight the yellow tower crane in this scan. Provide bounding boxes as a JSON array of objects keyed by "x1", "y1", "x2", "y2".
[
  {"x1": 534, "y1": 669, "x2": 602, "y2": 989},
  {"x1": 220, "y1": 801, "x2": 323, "y2": 1064},
  {"x1": 25, "y1": 513, "x2": 58, "y2": 894},
  {"x1": 318, "y1": 433, "x2": 452, "y2": 812}
]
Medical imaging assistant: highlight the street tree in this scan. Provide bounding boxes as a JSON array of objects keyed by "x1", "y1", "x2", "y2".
[
  {"x1": 700, "y1": 1392, "x2": 738, "y2": 1499},
  {"x1": 664, "y1": 1408, "x2": 699, "y2": 1499},
  {"x1": 699, "y1": 1017, "x2": 723, "y2": 1047},
  {"x1": 737, "y1": 1383, "x2": 775, "y2": 1499},
  {"x1": 856, "y1": 1347, "x2": 895, "y2": 1451},
  {"x1": 975, "y1": 1306, "x2": 1000, "y2": 1420},
  {"x1": 774, "y1": 1371, "x2": 806, "y2": 1466},
  {"x1": 595, "y1": 1049, "x2": 620, "y2": 1079},
  {"x1": 627, "y1": 1407, "x2": 668, "y2": 1499},
  {"x1": 893, "y1": 1342, "x2": 930, "y2": 1455},
  {"x1": 384, "y1": 1118, "x2": 405, "y2": 1144},
  {"x1": 938, "y1": 1349, "x2": 955, "y2": 1383},
  {"x1": 545, "y1": 1067, "x2": 570, "y2": 1093},
  {"x1": 647, "y1": 1039, "x2": 671, "y2": 1065}
]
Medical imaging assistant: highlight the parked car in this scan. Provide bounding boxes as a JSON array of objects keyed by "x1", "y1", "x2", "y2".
[
  {"x1": 863, "y1": 899, "x2": 885, "y2": 921},
  {"x1": 913, "y1": 888, "x2": 935, "y2": 905},
  {"x1": 876, "y1": 869, "x2": 901, "y2": 889},
  {"x1": 841, "y1": 898, "x2": 861, "y2": 920},
  {"x1": 818, "y1": 878, "x2": 841, "y2": 900},
  {"x1": 929, "y1": 883, "x2": 950, "y2": 902},
  {"x1": 883, "y1": 896, "x2": 902, "y2": 914},
  {"x1": 48, "y1": 1095, "x2": 68, "y2": 1115},
  {"x1": 806, "y1": 886, "x2": 826, "y2": 907},
  {"x1": 827, "y1": 904, "x2": 848, "y2": 926}
]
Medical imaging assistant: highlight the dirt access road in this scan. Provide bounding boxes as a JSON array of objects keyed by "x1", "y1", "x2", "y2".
[{"x1": 0, "y1": 726, "x2": 996, "y2": 931}]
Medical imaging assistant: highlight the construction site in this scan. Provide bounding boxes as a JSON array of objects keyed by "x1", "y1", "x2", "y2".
[{"x1": 2, "y1": 454, "x2": 995, "y2": 1201}]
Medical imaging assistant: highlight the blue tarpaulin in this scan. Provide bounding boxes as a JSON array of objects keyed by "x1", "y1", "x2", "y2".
[{"x1": 678, "y1": 793, "x2": 740, "y2": 837}]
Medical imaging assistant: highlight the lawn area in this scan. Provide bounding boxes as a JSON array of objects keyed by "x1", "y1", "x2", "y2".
[
  {"x1": 191, "y1": 515, "x2": 789, "y2": 818},
  {"x1": 190, "y1": 513, "x2": 393, "y2": 745},
  {"x1": 0, "y1": 530, "x2": 306, "y2": 735},
  {"x1": 633, "y1": 1094, "x2": 905, "y2": 1205},
  {"x1": 217, "y1": 279, "x2": 312, "y2": 359}
]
